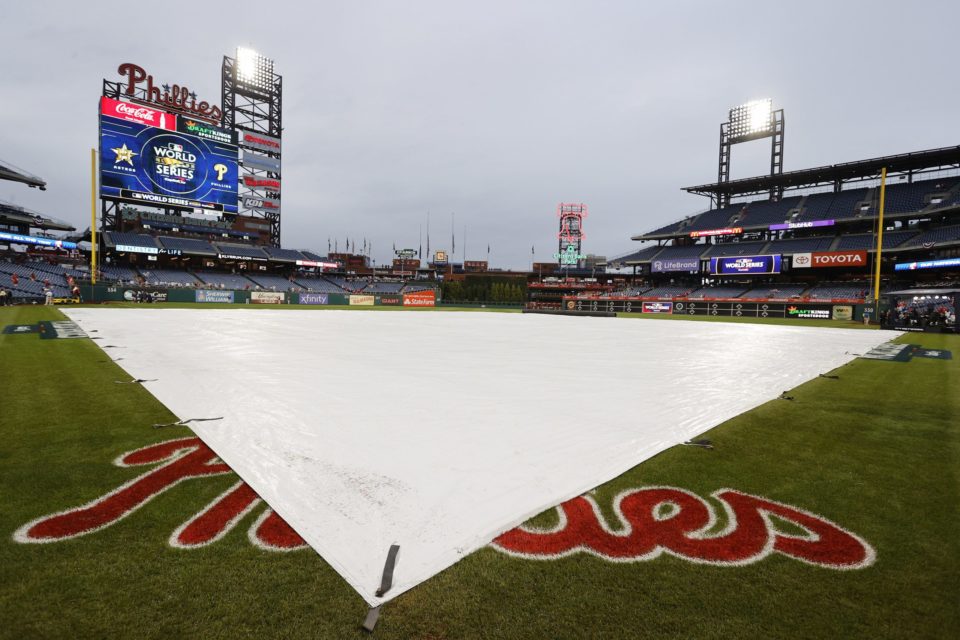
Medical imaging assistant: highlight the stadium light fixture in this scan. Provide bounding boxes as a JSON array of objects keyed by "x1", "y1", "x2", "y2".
[
  {"x1": 728, "y1": 99, "x2": 773, "y2": 141},
  {"x1": 236, "y1": 47, "x2": 275, "y2": 94}
]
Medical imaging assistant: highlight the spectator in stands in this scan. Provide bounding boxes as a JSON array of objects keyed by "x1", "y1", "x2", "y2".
[
  {"x1": 71, "y1": 285, "x2": 81, "y2": 299},
  {"x1": 11, "y1": 273, "x2": 18, "y2": 286}
]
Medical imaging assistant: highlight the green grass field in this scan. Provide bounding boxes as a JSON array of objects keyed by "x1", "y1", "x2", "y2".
[{"x1": 1, "y1": 305, "x2": 957, "y2": 639}]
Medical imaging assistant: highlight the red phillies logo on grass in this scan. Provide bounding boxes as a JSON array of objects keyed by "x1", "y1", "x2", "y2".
[
  {"x1": 13, "y1": 438, "x2": 875, "y2": 569},
  {"x1": 493, "y1": 487, "x2": 874, "y2": 569}
]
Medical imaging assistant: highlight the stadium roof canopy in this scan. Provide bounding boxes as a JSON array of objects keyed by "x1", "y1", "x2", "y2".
[
  {"x1": 0, "y1": 158, "x2": 46, "y2": 190},
  {"x1": 0, "y1": 199, "x2": 75, "y2": 231},
  {"x1": 683, "y1": 145, "x2": 960, "y2": 200}
]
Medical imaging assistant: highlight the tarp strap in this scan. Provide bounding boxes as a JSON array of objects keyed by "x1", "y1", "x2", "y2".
[
  {"x1": 153, "y1": 417, "x2": 224, "y2": 429},
  {"x1": 376, "y1": 544, "x2": 400, "y2": 597},
  {"x1": 115, "y1": 379, "x2": 158, "y2": 384},
  {"x1": 819, "y1": 374, "x2": 840, "y2": 379},
  {"x1": 682, "y1": 439, "x2": 713, "y2": 449},
  {"x1": 361, "y1": 606, "x2": 381, "y2": 633}
]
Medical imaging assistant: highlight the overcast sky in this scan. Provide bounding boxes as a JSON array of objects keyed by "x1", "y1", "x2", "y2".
[{"x1": 2, "y1": 1, "x2": 958, "y2": 268}]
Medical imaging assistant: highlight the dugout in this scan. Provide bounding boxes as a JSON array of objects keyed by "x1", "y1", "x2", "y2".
[{"x1": 880, "y1": 288, "x2": 959, "y2": 333}]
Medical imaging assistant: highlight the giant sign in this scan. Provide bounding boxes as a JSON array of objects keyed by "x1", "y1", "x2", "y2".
[
  {"x1": 792, "y1": 251, "x2": 867, "y2": 269},
  {"x1": 238, "y1": 131, "x2": 282, "y2": 153},
  {"x1": 710, "y1": 255, "x2": 781, "y2": 275},
  {"x1": 651, "y1": 257, "x2": 700, "y2": 273},
  {"x1": 895, "y1": 257, "x2": 960, "y2": 271},
  {"x1": 100, "y1": 104, "x2": 239, "y2": 214},
  {"x1": 116, "y1": 63, "x2": 222, "y2": 124},
  {"x1": 0, "y1": 232, "x2": 77, "y2": 250}
]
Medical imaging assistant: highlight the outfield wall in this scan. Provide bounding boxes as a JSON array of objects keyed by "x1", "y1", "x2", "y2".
[
  {"x1": 563, "y1": 297, "x2": 868, "y2": 321},
  {"x1": 80, "y1": 285, "x2": 436, "y2": 307}
]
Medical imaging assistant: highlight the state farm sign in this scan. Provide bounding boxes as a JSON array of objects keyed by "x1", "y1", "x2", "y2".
[{"x1": 792, "y1": 250, "x2": 867, "y2": 269}]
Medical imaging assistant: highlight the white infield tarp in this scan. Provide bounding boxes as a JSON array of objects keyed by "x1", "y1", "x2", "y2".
[{"x1": 63, "y1": 309, "x2": 895, "y2": 605}]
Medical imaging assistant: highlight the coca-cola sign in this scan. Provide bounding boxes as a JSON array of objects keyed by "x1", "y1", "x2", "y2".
[
  {"x1": 116, "y1": 63, "x2": 222, "y2": 125},
  {"x1": 100, "y1": 96, "x2": 176, "y2": 131}
]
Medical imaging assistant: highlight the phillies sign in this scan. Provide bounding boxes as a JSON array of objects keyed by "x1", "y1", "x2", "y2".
[
  {"x1": 793, "y1": 251, "x2": 867, "y2": 269},
  {"x1": 100, "y1": 96, "x2": 176, "y2": 131},
  {"x1": 14, "y1": 438, "x2": 875, "y2": 571},
  {"x1": 117, "y1": 63, "x2": 222, "y2": 125}
]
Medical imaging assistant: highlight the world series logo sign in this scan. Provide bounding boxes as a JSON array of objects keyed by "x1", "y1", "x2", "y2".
[{"x1": 100, "y1": 104, "x2": 239, "y2": 213}]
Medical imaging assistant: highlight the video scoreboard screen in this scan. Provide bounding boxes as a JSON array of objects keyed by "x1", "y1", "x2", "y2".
[{"x1": 99, "y1": 97, "x2": 239, "y2": 214}]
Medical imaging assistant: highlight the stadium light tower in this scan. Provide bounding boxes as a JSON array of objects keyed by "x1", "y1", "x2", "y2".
[
  {"x1": 717, "y1": 98, "x2": 784, "y2": 206},
  {"x1": 222, "y1": 47, "x2": 283, "y2": 246}
]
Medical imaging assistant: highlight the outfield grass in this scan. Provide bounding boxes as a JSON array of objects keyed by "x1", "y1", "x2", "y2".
[{"x1": 1, "y1": 306, "x2": 957, "y2": 639}]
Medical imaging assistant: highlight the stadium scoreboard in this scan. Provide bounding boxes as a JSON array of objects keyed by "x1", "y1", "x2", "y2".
[{"x1": 99, "y1": 97, "x2": 239, "y2": 214}]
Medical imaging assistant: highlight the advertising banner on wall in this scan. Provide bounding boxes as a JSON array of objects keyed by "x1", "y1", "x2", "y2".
[
  {"x1": 238, "y1": 131, "x2": 282, "y2": 153},
  {"x1": 242, "y1": 151, "x2": 281, "y2": 172},
  {"x1": 403, "y1": 291, "x2": 436, "y2": 307},
  {"x1": 769, "y1": 219, "x2": 835, "y2": 231},
  {"x1": 242, "y1": 196, "x2": 281, "y2": 212},
  {"x1": 242, "y1": 175, "x2": 281, "y2": 191},
  {"x1": 833, "y1": 305, "x2": 854, "y2": 321},
  {"x1": 0, "y1": 232, "x2": 77, "y2": 250},
  {"x1": 251, "y1": 291, "x2": 285, "y2": 304},
  {"x1": 378, "y1": 295, "x2": 403, "y2": 306},
  {"x1": 651, "y1": 257, "x2": 701, "y2": 273},
  {"x1": 195, "y1": 290, "x2": 235, "y2": 303},
  {"x1": 299, "y1": 293, "x2": 329, "y2": 305},
  {"x1": 100, "y1": 105, "x2": 239, "y2": 213},
  {"x1": 786, "y1": 305, "x2": 832, "y2": 319},
  {"x1": 642, "y1": 301, "x2": 673, "y2": 313},
  {"x1": 792, "y1": 251, "x2": 867, "y2": 269},
  {"x1": 710, "y1": 255, "x2": 781, "y2": 275},
  {"x1": 349, "y1": 294, "x2": 375, "y2": 306},
  {"x1": 114, "y1": 244, "x2": 159, "y2": 254},
  {"x1": 894, "y1": 257, "x2": 960, "y2": 271}
]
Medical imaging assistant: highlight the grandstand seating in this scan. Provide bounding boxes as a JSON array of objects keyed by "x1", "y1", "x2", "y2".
[
  {"x1": 798, "y1": 188, "x2": 870, "y2": 222},
  {"x1": 702, "y1": 241, "x2": 768, "y2": 257},
  {"x1": 806, "y1": 282, "x2": 868, "y2": 300},
  {"x1": 246, "y1": 274, "x2": 304, "y2": 291},
  {"x1": 736, "y1": 196, "x2": 803, "y2": 228},
  {"x1": 739, "y1": 284, "x2": 807, "y2": 299},
  {"x1": 836, "y1": 230, "x2": 917, "y2": 251},
  {"x1": 685, "y1": 205, "x2": 744, "y2": 232},
  {"x1": 263, "y1": 247, "x2": 307, "y2": 262},
  {"x1": 326, "y1": 276, "x2": 367, "y2": 292},
  {"x1": 158, "y1": 236, "x2": 217, "y2": 255},
  {"x1": 213, "y1": 243, "x2": 269, "y2": 260},
  {"x1": 762, "y1": 236, "x2": 834, "y2": 254},
  {"x1": 899, "y1": 224, "x2": 960, "y2": 248},
  {"x1": 292, "y1": 277, "x2": 343, "y2": 293},
  {"x1": 99, "y1": 264, "x2": 141, "y2": 283},
  {"x1": 106, "y1": 232, "x2": 161, "y2": 250},
  {"x1": 402, "y1": 283, "x2": 435, "y2": 294},
  {"x1": 194, "y1": 271, "x2": 256, "y2": 290},
  {"x1": 139, "y1": 269, "x2": 201, "y2": 287},
  {"x1": 612, "y1": 245, "x2": 663, "y2": 263},
  {"x1": 651, "y1": 244, "x2": 707, "y2": 260},
  {"x1": 688, "y1": 286, "x2": 747, "y2": 299},
  {"x1": 881, "y1": 177, "x2": 959, "y2": 214},
  {"x1": 642, "y1": 285, "x2": 695, "y2": 298},
  {"x1": 364, "y1": 282, "x2": 404, "y2": 294},
  {"x1": 0, "y1": 261, "x2": 72, "y2": 299}
]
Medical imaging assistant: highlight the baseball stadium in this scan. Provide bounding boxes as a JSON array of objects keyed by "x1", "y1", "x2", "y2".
[{"x1": 2, "y1": 16, "x2": 959, "y2": 640}]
